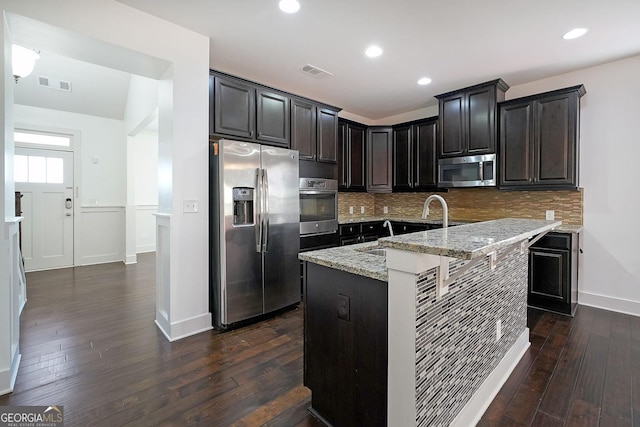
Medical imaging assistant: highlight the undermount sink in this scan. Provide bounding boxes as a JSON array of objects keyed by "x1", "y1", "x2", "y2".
[{"x1": 362, "y1": 248, "x2": 386, "y2": 257}]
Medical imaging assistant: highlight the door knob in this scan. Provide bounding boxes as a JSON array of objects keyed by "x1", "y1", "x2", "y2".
[{"x1": 65, "y1": 212, "x2": 72, "y2": 216}]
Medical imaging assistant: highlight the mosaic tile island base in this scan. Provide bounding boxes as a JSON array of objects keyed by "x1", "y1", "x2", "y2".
[{"x1": 300, "y1": 218, "x2": 560, "y2": 426}]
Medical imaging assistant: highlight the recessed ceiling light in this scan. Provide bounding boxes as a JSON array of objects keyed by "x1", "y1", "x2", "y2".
[
  {"x1": 418, "y1": 77, "x2": 432, "y2": 86},
  {"x1": 365, "y1": 45, "x2": 383, "y2": 58},
  {"x1": 279, "y1": 0, "x2": 300, "y2": 14},
  {"x1": 562, "y1": 28, "x2": 588, "y2": 40}
]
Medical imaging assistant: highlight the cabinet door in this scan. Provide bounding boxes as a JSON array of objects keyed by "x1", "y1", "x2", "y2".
[
  {"x1": 317, "y1": 108, "x2": 338, "y2": 163},
  {"x1": 500, "y1": 101, "x2": 533, "y2": 186},
  {"x1": 534, "y1": 93, "x2": 578, "y2": 186},
  {"x1": 414, "y1": 119, "x2": 438, "y2": 189},
  {"x1": 367, "y1": 127, "x2": 393, "y2": 193},
  {"x1": 256, "y1": 89, "x2": 290, "y2": 146},
  {"x1": 392, "y1": 125, "x2": 413, "y2": 190},
  {"x1": 213, "y1": 76, "x2": 255, "y2": 139},
  {"x1": 438, "y1": 93, "x2": 465, "y2": 157},
  {"x1": 467, "y1": 86, "x2": 497, "y2": 154},
  {"x1": 292, "y1": 99, "x2": 317, "y2": 160},
  {"x1": 529, "y1": 247, "x2": 570, "y2": 310},
  {"x1": 337, "y1": 121, "x2": 347, "y2": 188},
  {"x1": 347, "y1": 124, "x2": 366, "y2": 190}
]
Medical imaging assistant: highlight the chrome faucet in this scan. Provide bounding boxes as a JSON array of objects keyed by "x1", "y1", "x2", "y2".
[
  {"x1": 422, "y1": 195, "x2": 449, "y2": 228},
  {"x1": 382, "y1": 220, "x2": 394, "y2": 236}
]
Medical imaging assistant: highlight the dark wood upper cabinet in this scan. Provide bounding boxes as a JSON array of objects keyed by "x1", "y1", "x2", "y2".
[
  {"x1": 392, "y1": 124, "x2": 412, "y2": 190},
  {"x1": 499, "y1": 85, "x2": 585, "y2": 190},
  {"x1": 213, "y1": 74, "x2": 255, "y2": 140},
  {"x1": 292, "y1": 100, "x2": 340, "y2": 167},
  {"x1": 414, "y1": 119, "x2": 438, "y2": 188},
  {"x1": 367, "y1": 127, "x2": 393, "y2": 193},
  {"x1": 256, "y1": 89, "x2": 289, "y2": 146},
  {"x1": 338, "y1": 120, "x2": 366, "y2": 191},
  {"x1": 291, "y1": 99, "x2": 317, "y2": 160},
  {"x1": 210, "y1": 71, "x2": 340, "y2": 154},
  {"x1": 392, "y1": 117, "x2": 438, "y2": 191},
  {"x1": 317, "y1": 108, "x2": 338, "y2": 163},
  {"x1": 436, "y1": 79, "x2": 509, "y2": 158}
]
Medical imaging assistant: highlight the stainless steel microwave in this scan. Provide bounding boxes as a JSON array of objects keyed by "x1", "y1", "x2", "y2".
[{"x1": 438, "y1": 153, "x2": 496, "y2": 187}]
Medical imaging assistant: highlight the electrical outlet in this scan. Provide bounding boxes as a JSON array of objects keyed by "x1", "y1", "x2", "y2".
[
  {"x1": 183, "y1": 199, "x2": 199, "y2": 213},
  {"x1": 546, "y1": 210, "x2": 555, "y2": 220},
  {"x1": 496, "y1": 319, "x2": 502, "y2": 341},
  {"x1": 383, "y1": 206, "x2": 388, "y2": 214},
  {"x1": 360, "y1": 206, "x2": 365, "y2": 214},
  {"x1": 349, "y1": 206, "x2": 354, "y2": 214},
  {"x1": 337, "y1": 294, "x2": 350, "y2": 321}
]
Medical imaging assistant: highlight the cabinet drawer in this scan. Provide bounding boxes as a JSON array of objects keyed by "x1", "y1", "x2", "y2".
[
  {"x1": 532, "y1": 232, "x2": 570, "y2": 250},
  {"x1": 361, "y1": 222, "x2": 383, "y2": 235},
  {"x1": 339, "y1": 224, "x2": 360, "y2": 237}
]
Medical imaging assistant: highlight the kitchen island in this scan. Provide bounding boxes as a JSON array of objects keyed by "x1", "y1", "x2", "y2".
[{"x1": 300, "y1": 218, "x2": 560, "y2": 427}]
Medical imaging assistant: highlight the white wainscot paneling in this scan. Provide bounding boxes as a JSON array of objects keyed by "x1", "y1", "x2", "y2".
[
  {"x1": 79, "y1": 206, "x2": 125, "y2": 265},
  {"x1": 136, "y1": 205, "x2": 158, "y2": 253}
]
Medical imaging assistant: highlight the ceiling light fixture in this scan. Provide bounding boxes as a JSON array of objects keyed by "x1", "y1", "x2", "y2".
[
  {"x1": 365, "y1": 45, "x2": 383, "y2": 58},
  {"x1": 12, "y1": 44, "x2": 40, "y2": 83},
  {"x1": 562, "y1": 28, "x2": 588, "y2": 40},
  {"x1": 279, "y1": 0, "x2": 300, "y2": 14},
  {"x1": 418, "y1": 77, "x2": 432, "y2": 86}
]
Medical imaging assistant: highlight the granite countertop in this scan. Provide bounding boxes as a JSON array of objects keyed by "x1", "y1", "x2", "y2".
[
  {"x1": 338, "y1": 214, "x2": 581, "y2": 233},
  {"x1": 378, "y1": 218, "x2": 561, "y2": 260},
  {"x1": 299, "y1": 241, "x2": 388, "y2": 281},
  {"x1": 300, "y1": 218, "x2": 561, "y2": 280}
]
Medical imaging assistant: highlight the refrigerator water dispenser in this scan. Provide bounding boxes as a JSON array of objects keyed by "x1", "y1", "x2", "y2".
[{"x1": 232, "y1": 187, "x2": 254, "y2": 226}]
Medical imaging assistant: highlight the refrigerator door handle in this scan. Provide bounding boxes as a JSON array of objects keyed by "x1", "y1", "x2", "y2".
[
  {"x1": 262, "y1": 168, "x2": 270, "y2": 252},
  {"x1": 255, "y1": 167, "x2": 262, "y2": 253}
]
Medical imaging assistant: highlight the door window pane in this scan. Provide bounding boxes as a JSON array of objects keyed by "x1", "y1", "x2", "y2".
[
  {"x1": 15, "y1": 131, "x2": 71, "y2": 147},
  {"x1": 28, "y1": 156, "x2": 47, "y2": 183},
  {"x1": 14, "y1": 155, "x2": 28, "y2": 182}
]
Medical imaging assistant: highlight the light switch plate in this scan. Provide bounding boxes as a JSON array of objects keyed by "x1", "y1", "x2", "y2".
[
  {"x1": 360, "y1": 206, "x2": 365, "y2": 214},
  {"x1": 545, "y1": 210, "x2": 554, "y2": 220},
  {"x1": 383, "y1": 206, "x2": 388, "y2": 214},
  {"x1": 183, "y1": 199, "x2": 198, "y2": 213},
  {"x1": 349, "y1": 206, "x2": 354, "y2": 214}
]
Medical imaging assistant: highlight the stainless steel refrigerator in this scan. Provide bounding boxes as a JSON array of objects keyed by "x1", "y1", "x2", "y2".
[{"x1": 210, "y1": 139, "x2": 300, "y2": 329}]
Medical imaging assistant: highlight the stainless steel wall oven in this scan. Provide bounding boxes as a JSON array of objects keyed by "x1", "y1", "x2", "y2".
[{"x1": 299, "y1": 178, "x2": 338, "y2": 251}]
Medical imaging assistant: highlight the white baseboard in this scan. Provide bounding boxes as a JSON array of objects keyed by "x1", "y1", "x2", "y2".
[
  {"x1": 579, "y1": 291, "x2": 640, "y2": 317},
  {"x1": 451, "y1": 328, "x2": 530, "y2": 427},
  {"x1": 136, "y1": 245, "x2": 156, "y2": 254},
  {"x1": 155, "y1": 312, "x2": 212, "y2": 342},
  {"x1": 0, "y1": 352, "x2": 21, "y2": 397},
  {"x1": 124, "y1": 254, "x2": 137, "y2": 265},
  {"x1": 79, "y1": 254, "x2": 123, "y2": 266}
]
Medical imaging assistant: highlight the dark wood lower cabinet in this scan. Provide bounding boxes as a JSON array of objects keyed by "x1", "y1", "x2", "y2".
[
  {"x1": 303, "y1": 262, "x2": 387, "y2": 427},
  {"x1": 528, "y1": 231, "x2": 579, "y2": 316}
]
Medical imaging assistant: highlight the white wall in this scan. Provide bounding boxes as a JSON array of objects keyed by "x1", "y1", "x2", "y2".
[
  {"x1": 0, "y1": 0, "x2": 211, "y2": 351},
  {"x1": 506, "y1": 55, "x2": 640, "y2": 315},
  {"x1": 130, "y1": 129, "x2": 158, "y2": 253},
  {"x1": 14, "y1": 104, "x2": 126, "y2": 206},
  {"x1": 14, "y1": 104, "x2": 127, "y2": 266}
]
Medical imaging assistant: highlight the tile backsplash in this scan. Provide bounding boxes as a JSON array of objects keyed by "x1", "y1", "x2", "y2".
[{"x1": 339, "y1": 188, "x2": 583, "y2": 225}]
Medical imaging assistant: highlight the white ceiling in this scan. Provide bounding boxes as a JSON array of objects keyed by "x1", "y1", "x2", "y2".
[
  {"x1": 11, "y1": 1, "x2": 640, "y2": 123},
  {"x1": 114, "y1": 0, "x2": 640, "y2": 121}
]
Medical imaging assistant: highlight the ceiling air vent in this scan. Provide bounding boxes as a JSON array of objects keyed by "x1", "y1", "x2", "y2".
[
  {"x1": 38, "y1": 75, "x2": 72, "y2": 92},
  {"x1": 298, "y1": 64, "x2": 333, "y2": 79}
]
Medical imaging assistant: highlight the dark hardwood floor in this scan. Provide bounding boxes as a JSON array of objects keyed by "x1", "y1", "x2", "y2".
[{"x1": 1, "y1": 253, "x2": 638, "y2": 426}]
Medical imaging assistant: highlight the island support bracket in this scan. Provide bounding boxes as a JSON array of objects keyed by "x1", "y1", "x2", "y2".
[{"x1": 441, "y1": 230, "x2": 553, "y2": 293}]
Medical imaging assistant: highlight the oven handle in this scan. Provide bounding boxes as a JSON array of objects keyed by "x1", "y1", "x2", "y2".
[{"x1": 299, "y1": 190, "x2": 337, "y2": 195}]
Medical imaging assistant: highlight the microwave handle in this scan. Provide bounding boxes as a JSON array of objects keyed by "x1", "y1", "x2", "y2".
[{"x1": 478, "y1": 162, "x2": 484, "y2": 181}]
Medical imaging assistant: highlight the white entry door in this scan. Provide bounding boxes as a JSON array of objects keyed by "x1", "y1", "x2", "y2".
[{"x1": 15, "y1": 147, "x2": 74, "y2": 271}]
